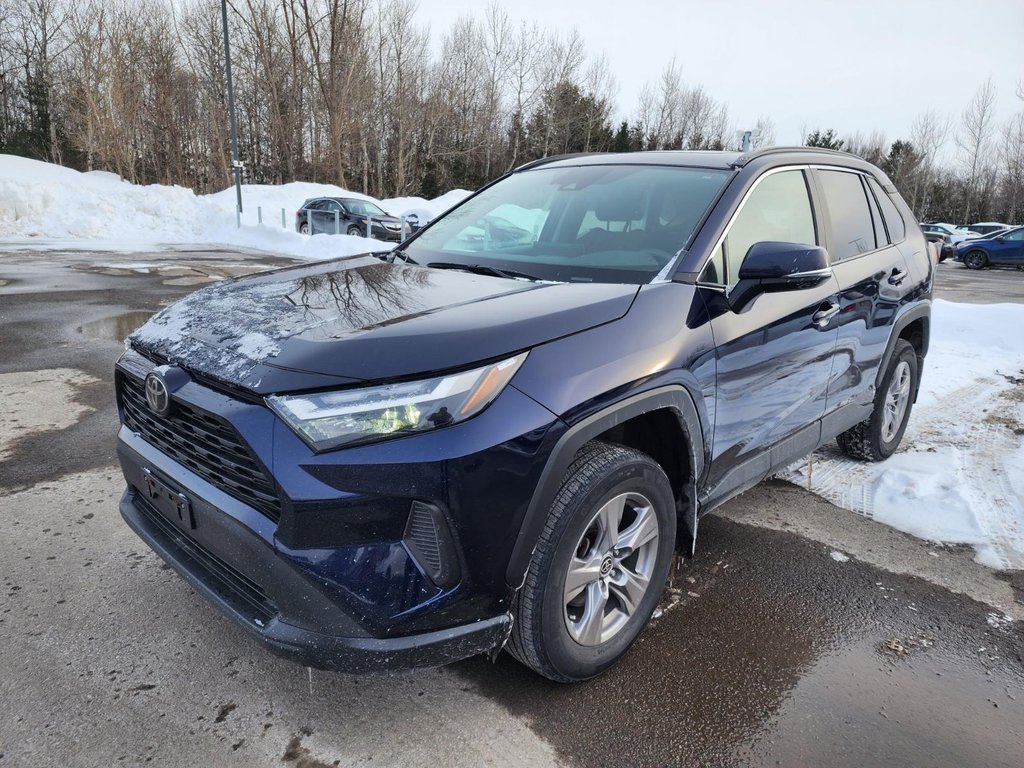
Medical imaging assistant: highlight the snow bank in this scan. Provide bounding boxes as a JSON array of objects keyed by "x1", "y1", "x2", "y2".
[
  {"x1": 783, "y1": 300, "x2": 1024, "y2": 570},
  {"x1": 0, "y1": 154, "x2": 470, "y2": 259}
]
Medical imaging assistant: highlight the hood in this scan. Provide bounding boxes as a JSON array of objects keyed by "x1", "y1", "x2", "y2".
[{"x1": 130, "y1": 256, "x2": 639, "y2": 394}]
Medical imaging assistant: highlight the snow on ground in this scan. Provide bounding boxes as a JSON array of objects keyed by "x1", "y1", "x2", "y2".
[
  {"x1": 0, "y1": 154, "x2": 470, "y2": 259},
  {"x1": 782, "y1": 299, "x2": 1024, "y2": 570}
]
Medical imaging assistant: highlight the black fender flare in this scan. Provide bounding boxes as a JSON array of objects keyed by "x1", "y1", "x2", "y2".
[
  {"x1": 876, "y1": 301, "x2": 931, "y2": 396},
  {"x1": 504, "y1": 385, "x2": 705, "y2": 588}
]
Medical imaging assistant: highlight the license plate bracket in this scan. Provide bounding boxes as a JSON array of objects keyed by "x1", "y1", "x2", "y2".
[{"x1": 142, "y1": 468, "x2": 196, "y2": 531}]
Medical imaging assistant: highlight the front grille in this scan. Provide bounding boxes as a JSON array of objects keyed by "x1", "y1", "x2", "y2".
[
  {"x1": 118, "y1": 373, "x2": 282, "y2": 522},
  {"x1": 135, "y1": 494, "x2": 276, "y2": 624}
]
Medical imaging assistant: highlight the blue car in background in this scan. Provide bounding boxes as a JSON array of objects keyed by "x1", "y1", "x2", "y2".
[{"x1": 957, "y1": 226, "x2": 1024, "y2": 269}]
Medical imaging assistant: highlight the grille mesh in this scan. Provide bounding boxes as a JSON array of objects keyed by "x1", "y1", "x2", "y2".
[
  {"x1": 406, "y1": 502, "x2": 443, "y2": 573},
  {"x1": 118, "y1": 373, "x2": 281, "y2": 522}
]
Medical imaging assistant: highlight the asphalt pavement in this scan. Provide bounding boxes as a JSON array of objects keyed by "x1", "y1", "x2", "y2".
[{"x1": 0, "y1": 247, "x2": 1021, "y2": 767}]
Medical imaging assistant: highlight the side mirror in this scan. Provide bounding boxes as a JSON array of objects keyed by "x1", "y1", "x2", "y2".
[
  {"x1": 730, "y1": 241, "x2": 832, "y2": 312},
  {"x1": 994, "y1": 235, "x2": 1006, "y2": 241}
]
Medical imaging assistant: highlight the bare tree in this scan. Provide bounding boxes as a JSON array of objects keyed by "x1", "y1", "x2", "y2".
[
  {"x1": 751, "y1": 116, "x2": 776, "y2": 149},
  {"x1": 956, "y1": 78, "x2": 998, "y2": 221},
  {"x1": 998, "y1": 112, "x2": 1024, "y2": 223},
  {"x1": 908, "y1": 108, "x2": 952, "y2": 216}
]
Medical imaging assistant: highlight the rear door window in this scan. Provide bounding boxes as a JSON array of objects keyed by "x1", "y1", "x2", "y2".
[{"x1": 818, "y1": 170, "x2": 876, "y2": 260}]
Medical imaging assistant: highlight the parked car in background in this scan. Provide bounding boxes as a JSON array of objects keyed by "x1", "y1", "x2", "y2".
[
  {"x1": 401, "y1": 208, "x2": 432, "y2": 234},
  {"x1": 921, "y1": 222, "x2": 979, "y2": 245},
  {"x1": 964, "y1": 222, "x2": 1010, "y2": 237},
  {"x1": 296, "y1": 197, "x2": 405, "y2": 241},
  {"x1": 923, "y1": 231, "x2": 955, "y2": 262},
  {"x1": 956, "y1": 226, "x2": 1024, "y2": 269},
  {"x1": 117, "y1": 147, "x2": 931, "y2": 682}
]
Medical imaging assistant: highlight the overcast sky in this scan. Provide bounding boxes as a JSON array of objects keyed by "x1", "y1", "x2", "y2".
[{"x1": 418, "y1": 0, "x2": 1023, "y2": 153}]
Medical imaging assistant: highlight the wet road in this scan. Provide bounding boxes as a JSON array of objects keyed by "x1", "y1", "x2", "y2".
[
  {"x1": 0, "y1": 247, "x2": 1022, "y2": 767},
  {"x1": 934, "y1": 258, "x2": 1024, "y2": 303}
]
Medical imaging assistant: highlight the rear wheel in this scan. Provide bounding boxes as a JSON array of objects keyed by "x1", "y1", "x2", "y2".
[
  {"x1": 964, "y1": 250, "x2": 988, "y2": 270},
  {"x1": 347, "y1": 225, "x2": 362, "y2": 237},
  {"x1": 299, "y1": 222, "x2": 310, "y2": 235},
  {"x1": 507, "y1": 441, "x2": 676, "y2": 682},
  {"x1": 837, "y1": 339, "x2": 918, "y2": 461}
]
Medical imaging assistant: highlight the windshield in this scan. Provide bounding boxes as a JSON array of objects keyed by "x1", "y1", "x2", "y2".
[
  {"x1": 404, "y1": 164, "x2": 730, "y2": 284},
  {"x1": 344, "y1": 199, "x2": 387, "y2": 216}
]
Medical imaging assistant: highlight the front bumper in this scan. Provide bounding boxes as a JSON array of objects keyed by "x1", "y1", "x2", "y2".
[
  {"x1": 369, "y1": 225, "x2": 403, "y2": 242},
  {"x1": 118, "y1": 470, "x2": 510, "y2": 672}
]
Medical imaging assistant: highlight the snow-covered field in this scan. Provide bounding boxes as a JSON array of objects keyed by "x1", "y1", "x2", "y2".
[
  {"x1": 0, "y1": 154, "x2": 469, "y2": 259},
  {"x1": 783, "y1": 300, "x2": 1024, "y2": 570}
]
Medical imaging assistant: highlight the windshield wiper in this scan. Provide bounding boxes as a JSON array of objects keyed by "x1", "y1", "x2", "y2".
[
  {"x1": 425, "y1": 261, "x2": 542, "y2": 282},
  {"x1": 375, "y1": 249, "x2": 418, "y2": 264}
]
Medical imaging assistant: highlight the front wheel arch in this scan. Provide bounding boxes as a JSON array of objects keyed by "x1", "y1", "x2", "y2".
[{"x1": 505, "y1": 386, "x2": 705, "y2": 589}]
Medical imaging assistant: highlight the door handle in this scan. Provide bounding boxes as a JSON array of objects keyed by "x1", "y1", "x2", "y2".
[
  {"x1": 812, "y1": 302, "x2": 840, "y2": 327},
  {"x1": 888, "y1": 268, "x2": 907, "y2": 286}
]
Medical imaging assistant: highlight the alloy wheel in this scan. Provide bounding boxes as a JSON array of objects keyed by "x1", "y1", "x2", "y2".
[
  {"x1": 966, "y1": 252, "x2": 986, "y2": 269},
  {"x1": 563, "y1": 491, "x2": 660, "y2": 646},
  {"x1": 881, "y1": 360, "x2": 912, "y2": 443}
]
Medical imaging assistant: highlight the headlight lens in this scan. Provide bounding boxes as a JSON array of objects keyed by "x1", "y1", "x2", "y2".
[{"x1": 267, "y1": 353, "x2": 528, "y2": 451}]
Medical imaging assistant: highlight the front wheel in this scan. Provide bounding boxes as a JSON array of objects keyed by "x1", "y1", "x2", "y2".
[
  {"x1": 507, "y1": 441, "x2": 676, "y2": 682},
  {"x1": 964, "y1": 250, "x2": 988, "y2": 270},
  {"x1": 837, "y1": 339, "x2": 918, "y2": 461}
]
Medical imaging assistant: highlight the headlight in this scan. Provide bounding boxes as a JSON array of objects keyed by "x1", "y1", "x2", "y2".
[{"x1": 267, "y1": 353, "x2": 528, "y2": 451}]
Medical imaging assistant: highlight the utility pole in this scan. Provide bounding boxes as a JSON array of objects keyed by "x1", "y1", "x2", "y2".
[{"x1": 220, "y1": 0, "x2": 243, "y2": 219}]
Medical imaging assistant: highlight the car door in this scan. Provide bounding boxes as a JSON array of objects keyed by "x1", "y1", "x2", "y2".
[
  {"x1": 1004, "y1": 228, "x2": 1024, "y2": 265},
  {"x1": 303, "y1": 199, "x2": 326, "y2": 233},
  {"x1": 985, "y1": 228, "x2": 1024, "y2": 265},
  {"x1": 700, "y1": 168, "x2": 841, "y2": 504},
  {"x1": 320, "y1": 199, "x2": 343, "y2": 234},
  {"x1": 814, "y1": 169, "x2": 914, "y2": 435}
]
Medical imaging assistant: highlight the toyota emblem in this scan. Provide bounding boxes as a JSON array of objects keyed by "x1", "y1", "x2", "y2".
[{"x1": 144, "y1": 371, "x2": 171, "y2": 416}]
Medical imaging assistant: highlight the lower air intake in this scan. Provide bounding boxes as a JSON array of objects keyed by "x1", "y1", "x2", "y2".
[{"x1": 403, "y1": 501, "x2": 459, "y2": 589}]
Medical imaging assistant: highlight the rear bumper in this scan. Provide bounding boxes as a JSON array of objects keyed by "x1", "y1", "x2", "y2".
[{"x1": 119, "y1": 481, "x2": 511, "y2": 672}]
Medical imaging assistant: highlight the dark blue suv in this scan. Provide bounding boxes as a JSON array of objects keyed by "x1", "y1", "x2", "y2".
[{"x1": 116, "y1": 148, "x2": 932, "y2": 682}]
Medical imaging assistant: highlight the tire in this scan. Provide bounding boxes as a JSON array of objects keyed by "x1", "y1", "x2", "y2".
[
  {"x1": 507, "y1": 441, "x2": 676, "y2": 682},
  {"x1": 964, "y1": 250, "x2": 988, "y2": 270},
  {"x1": 347, "y1": 225, "x2": 362, "y2": 237},
  {"x1": 837, "y1": 339, "x2": 918, "y2": 461},
  {"x1": 299, "y1": 222, "x2": 310, "y2": 235}
]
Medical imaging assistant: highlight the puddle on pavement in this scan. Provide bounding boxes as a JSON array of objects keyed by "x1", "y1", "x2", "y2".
[
  {"x1": 77, "y1": 310, "x2": 154, "y2": 342},
  {"x1": 456, "y1": 516, "x2": 1024, "y2": 768}
]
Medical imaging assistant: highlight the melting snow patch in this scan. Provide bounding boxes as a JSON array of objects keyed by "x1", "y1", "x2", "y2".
[
  {"x1": 830, "y1": 550, "x2": 850, "y2": 562},
  {"x1": 986, "y1": 612, "x2": 1014, "y2": 629},
  {"x1": 783, "y1": 300, "x2": 1024, "y2": 570}
]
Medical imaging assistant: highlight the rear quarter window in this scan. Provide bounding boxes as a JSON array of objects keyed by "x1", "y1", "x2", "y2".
[{"x1": 867, "y1": 177, "x2": 906, "y2": 243}]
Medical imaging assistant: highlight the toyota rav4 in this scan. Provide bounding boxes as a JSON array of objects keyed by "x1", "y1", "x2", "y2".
[{"x1": 116, "y1": 148, "x2": 931, "y2": 682}]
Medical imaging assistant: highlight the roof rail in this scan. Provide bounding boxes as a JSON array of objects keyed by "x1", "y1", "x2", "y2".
[
  {"x1": 514, "y1": 152, "x2": 601, "y2": 172},
  {"x1": 731, "y1": 145, "x2": 857, "y2": 168}
]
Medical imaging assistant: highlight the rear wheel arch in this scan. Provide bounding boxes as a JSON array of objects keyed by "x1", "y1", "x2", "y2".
[
  {"x1": 505, "y1": 386, "x2": 705, "y2": 589},
  {"x1": 876, "y1": 304, "x2": 930, "y2": 399}
]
